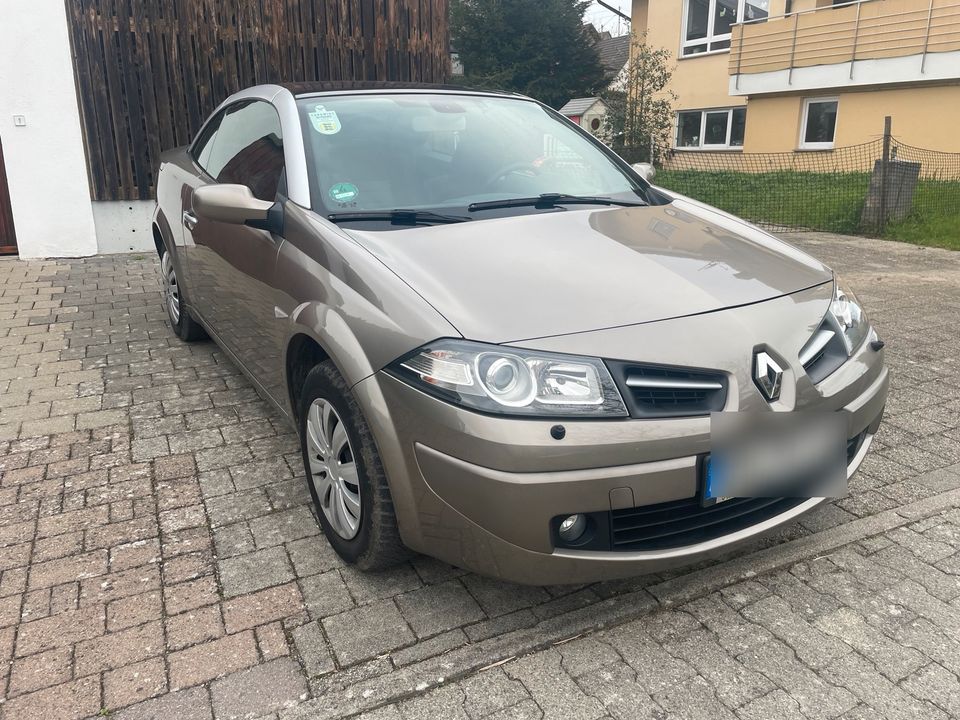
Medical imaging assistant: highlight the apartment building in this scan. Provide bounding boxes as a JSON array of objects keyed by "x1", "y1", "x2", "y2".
[{"x1": 633, "y1": 0, "x2": 960, "y2": 154}]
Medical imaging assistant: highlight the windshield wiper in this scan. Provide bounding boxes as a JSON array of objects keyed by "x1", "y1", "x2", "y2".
[
  {"x1": 327, "y1": 209, "x2": 471, "y2": 226},
  {"x1": 467, "y1": 193, "x2": 646, "y2": 213}
]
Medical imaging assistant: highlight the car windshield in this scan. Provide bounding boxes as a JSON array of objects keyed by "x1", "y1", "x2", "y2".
[{"x1": 296, "y1": 93, "x2": 646, "y2": 218}]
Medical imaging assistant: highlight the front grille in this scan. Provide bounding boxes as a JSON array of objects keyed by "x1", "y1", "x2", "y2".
[
  {"x1": 609, "y1": 496, "x2": 805, "y2": 551},
  {"x1": 606, "y1": 361, "x2": 728, "y2": 419},
  {"x1": 800, "y1": 320, "x2": 847, "y2": 384}
]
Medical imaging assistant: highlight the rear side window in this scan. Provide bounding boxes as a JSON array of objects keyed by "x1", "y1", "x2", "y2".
[{"x1": 202, "y1": 100, "x2": 285, "y2": 201}]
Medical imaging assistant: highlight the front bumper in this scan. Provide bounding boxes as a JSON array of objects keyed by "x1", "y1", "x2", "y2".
[{"x1": 355, "y1": 325, "x2": 888, "y2": 585}]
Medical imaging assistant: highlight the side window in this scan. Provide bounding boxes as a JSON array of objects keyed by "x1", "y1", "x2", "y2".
[
  {"x1": 191, "y1": 111, "x2": 225, "y2": 170},
  {"x1": 204, "y1": 100, "x2": 284, "y2": 201}
]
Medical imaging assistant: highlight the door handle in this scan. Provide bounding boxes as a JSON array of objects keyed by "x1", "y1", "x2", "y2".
[{"x1": 182, "y1": 210, "x2": 198, "y2": 231}]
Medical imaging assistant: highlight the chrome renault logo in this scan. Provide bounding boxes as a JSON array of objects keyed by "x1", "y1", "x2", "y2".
[{"x1": 754, "y1": 351, "x2": 783, "y2": 402}]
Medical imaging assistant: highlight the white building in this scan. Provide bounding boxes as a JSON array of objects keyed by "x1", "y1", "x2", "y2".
[{"x1": 0, "y1": 1, "x2": 106, "y2": 258}]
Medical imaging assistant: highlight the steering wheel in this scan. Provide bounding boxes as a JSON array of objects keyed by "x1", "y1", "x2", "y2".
[{"x1": 482, "y1": 161, "x2": 542, "y2": 190}]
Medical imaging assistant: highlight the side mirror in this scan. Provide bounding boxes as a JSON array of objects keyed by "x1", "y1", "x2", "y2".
[
  {"x1": 631, "y1": 162, "x2": 656, "y2": 182},
  {"x1": 193, "y1": 184, "x2": 275, "y2": 227}
]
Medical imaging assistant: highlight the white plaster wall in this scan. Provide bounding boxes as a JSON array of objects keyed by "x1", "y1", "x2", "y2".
[
  {"x1": 93, "y1": 201, "x2": 157, "y2": 254},
  {"x1": 0, "y1": 1, "x2": 97, "y2": 258}
]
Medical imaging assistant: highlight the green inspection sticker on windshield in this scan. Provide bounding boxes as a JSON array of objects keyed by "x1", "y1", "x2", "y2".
[{"x1": 329, "y1": 183, "x2": 359, "y2": 203}]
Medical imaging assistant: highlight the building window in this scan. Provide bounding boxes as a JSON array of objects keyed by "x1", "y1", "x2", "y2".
[
  {"x1": 683, "y1": 0, "x2": 770, "y2": 56},
  {"x1": 676, "y1": 107, "x2": 747, "y2": 149},
  {"x1": 800, "y1": 97, "x2": 838, "y2": 149}
]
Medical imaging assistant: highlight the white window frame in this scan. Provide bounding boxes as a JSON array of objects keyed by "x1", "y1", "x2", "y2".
[
  {"x1": 674, "y1": 107, "x2": 747, "y2": 150},
  {"x1": 799, "y1": 96, "x2": 839, "y2": 150},
  {"x1": 680, "y1": 0, "x2": 770, "y2": 57}
]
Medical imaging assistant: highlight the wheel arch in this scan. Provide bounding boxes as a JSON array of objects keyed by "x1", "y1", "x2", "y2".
[
  {"x1": 152, "y1": 223, "x2": 166, "y2": 259},
  {"x1": 151, "y1": 205, "x2": 176, "y2": 259},
  {"x1": 285, "y1": 332, "x2": 332, "y2": 423}
]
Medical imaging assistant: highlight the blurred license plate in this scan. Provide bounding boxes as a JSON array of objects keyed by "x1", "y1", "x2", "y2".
[
  {"x1": 704, "y1": 411, "x2": 848, "y2": 505},
  {"x1": 701, "y1": 456, "x2": 732, "y2": 507}
]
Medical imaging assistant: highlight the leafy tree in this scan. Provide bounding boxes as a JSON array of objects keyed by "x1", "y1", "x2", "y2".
[
  {"x1": 451, "y1": 0, "x2": 606, "y2": 110},
  {"x1": 600, "y1": 31, "x2": 677, "y2": 162}
]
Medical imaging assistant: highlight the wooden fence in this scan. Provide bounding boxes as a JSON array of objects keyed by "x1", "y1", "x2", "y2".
[{"x1": 66, "y1": 0, "x2": 451, "y2": 201}]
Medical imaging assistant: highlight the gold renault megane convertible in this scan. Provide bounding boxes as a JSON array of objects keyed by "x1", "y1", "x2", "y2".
[{"x1": 152, "y1": 82, "x2": 887, "y2": 584}]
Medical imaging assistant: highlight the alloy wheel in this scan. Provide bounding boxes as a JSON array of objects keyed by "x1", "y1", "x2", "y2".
[
  {"x1": 161, "y1": 252, "x2": 181, "y2": 325},
  {"x1": 305, "y1": 398, "x2": 362, "y2": 539}
]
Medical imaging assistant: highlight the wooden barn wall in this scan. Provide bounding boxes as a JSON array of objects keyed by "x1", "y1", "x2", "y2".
[{"x1": 65, "y1": 0, "x2": 451, "y2": 201}]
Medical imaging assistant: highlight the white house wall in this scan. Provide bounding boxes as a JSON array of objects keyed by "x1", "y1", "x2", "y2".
[
  {"x1": 92, "y1": 201, "x2": 157, "y2": 255},
  {"x1": 0, "y1": 1, "x2": 98, "y2": 258}
]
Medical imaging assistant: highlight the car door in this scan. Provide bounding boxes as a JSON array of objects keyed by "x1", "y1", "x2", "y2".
[
  {"x1": 177, "y1": 108, "x2": 224, "y2": 295},
  {"x1": 181, "y1": 99, "x2": 287, "y2": 393}
]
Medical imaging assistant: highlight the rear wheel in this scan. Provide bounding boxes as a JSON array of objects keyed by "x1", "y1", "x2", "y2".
[
  {"x1": 161, "y1": 250, "x2": 206, "y2": 341},
  {"x1": 298, "y1": 360, "x2": 409, "y2": 570}
]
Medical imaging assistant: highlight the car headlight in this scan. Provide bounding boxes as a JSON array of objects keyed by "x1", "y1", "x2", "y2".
[
  {"x1": 829, "y1": 277, "x2": 869, "y2": 354},
  {"x1": 386, "y1": 339, "x2": 628, "y2": 418}
]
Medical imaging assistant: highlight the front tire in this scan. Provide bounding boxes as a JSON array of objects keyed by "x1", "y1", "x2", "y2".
[
  {"x1": 161, "y1": 249, "x2": 206, "y2": 341},
  {"x1": 298, "y1": 360, "x2": 409, "y2": 570}
]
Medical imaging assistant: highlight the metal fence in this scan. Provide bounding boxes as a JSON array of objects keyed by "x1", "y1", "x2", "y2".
[{"x1": 645, "y1": 124, "x2": 960, "y2": 236}]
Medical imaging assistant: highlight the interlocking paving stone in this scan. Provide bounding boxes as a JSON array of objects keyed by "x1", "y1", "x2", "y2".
[
  {"x1": 300, "y1": 569, "x2": 354, "y2": 618},
  {"x1": 813, "y1": 606, "x2": 926, "y2": 681},
  {"x1": 217, "y1": 545, "x2": 295, "y2": 598},
  {"x1": 825, "y1": 652, "x2": 950, "y2": 720},
  {"x1": 1, "y1": 236, "x2": 960, "y2": 718},
  {"x1": 503, "y1": 649, "x2": 607, "y2": 719},
  {"x1": 740, "y1": 594, "x2": 853, "y2": 670},
  {"x1": 662, "y1": 628, "x2": 774, "y2": 708},
  {"x1": 574, "y1": 661, "x2": 664, "y2": 720},
  {"x1": 291, "y1": 620, "x2": 336, "y2": 677},
  {"x1": 0, "y1": 675, "x2": 101, "y2": 720},
  {"x1": 113, "y1": 687, "x2": 213, "y2": 720},
  {"x1": 168, "y1": 630, "x2": 259, "y2": 689},
  {"x1": 210, "y1": 657, "x2": 308, "y2": 719},
  {"x1": 103, "y1": 656, "x2": 168, "y2": 709},
  {"x1": 737, "y1": 640, "x2": 858, "y2": 720},
  {"x1": 395, "y1": 580, "x2": 486, "y2": 639},
  {"x1": 395, "y1": 684, "x2": 470, "y2": 720},
  {"x1": 322, "y1": 599, "x2": 415, "y2": 666}
]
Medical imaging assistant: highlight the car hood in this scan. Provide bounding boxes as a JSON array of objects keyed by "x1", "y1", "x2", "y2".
[{"x1": 343, "y1": 198, "x2": 833, "y2": 343}]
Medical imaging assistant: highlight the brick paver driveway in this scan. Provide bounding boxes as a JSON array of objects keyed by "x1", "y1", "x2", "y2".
[{"x1": 0, "y1": 232, "x2": 959, "y2": 720}]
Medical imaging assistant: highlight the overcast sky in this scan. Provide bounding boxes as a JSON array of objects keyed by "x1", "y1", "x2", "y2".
[{"x1": 584, "y1": 0, "x2": 631, "y2": 36}]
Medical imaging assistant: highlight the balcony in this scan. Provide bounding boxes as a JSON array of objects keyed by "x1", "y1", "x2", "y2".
[{"x1": 729, "y1": 0, "x2": 960, "y2": 95}]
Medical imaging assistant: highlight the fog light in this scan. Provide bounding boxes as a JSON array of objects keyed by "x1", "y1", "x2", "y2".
[{"x1": 558, "y1": 514, "x2": 587, "y2": 543}]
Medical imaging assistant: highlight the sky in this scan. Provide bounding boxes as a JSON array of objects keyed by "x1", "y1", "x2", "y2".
[{"x1": 583, "y1": 0, "x2": 631, "y2": 36}]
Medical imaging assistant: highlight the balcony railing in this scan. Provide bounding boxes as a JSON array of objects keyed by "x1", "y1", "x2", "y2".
[{"x1": 730, "y1": 0, "x2": 960, "y2": 86}]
